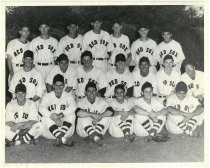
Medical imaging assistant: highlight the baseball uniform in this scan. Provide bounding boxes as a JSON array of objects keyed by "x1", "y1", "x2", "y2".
[
  {"x1": 165, "y1": 93, "x2": 203, "y2": 134},
  {"x1": 39, "y1": 91, "x2": 77, "y2": 139},
  {"x1": 131, "y1": 38, "x2": 157, "y2": 74},
  {"x1": 133, "y1": 97, "x2": 166, "y2": 136},
  {"x1": 76, "y1": 97, "x2": 111, "y2": 137},
  {"x1": 108, "y1": 98, "x2": 134, "y2": 137},
  {"x1": 83, "y1": 30, "x2": 113, "y2": 71},
  {"x1": 29, "y1": 36, "x2": 58, "y2": 81},
  {"x1": 56, "y1": 34, "x2": 83, "y2": 68}
]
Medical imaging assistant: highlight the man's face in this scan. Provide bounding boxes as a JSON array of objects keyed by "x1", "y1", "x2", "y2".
[
  {"x1": 86, "y1": 87, "x2": 97, "y2": 101},
  {"x1": 68, "y1": 24, "x2": 78, "y2": 34},
  {"x1": 82, "y1": 56, "x2": 92, "y2": 68},
  {"x1": 162, "y1": 32, "x2": 172, "y2": 42},
  {"x1": 112, "y1": 23, "x2": 122, "y2": 34},
  {"x1": 139, "y1": 61, "x2": 150, "y2": 75},
  {"x1": 58, "y1": 60, "x2": 69, "y2": 72},
  {"x1": 138, "y1": 28, "x2": 149, "y2": 38},
  {"x1": 16, "y1": 92, "x2": 26, "y2": 103},
  {"x1": 91, "y1": 21, "x2": 102, "y2": 31},
  {"x1": 39, "y1": 24, "x2": 50, "y2": 35},
  {"x1": 115, "y1": 88, "x2": 125, "y2": 102},
  {"x1": 19, "y1": 27, "x2": 30, "y2": 39},
  {"x1": 53, "y1": 81, "x2": 64, "y2": 96},
  {"x1": 176, "y1": 91, "x2": 187, "y2": 100},
  {"x1": 116, "y1": 61, "x2": 126, "y2": 71},
  {"x1": 163, "y1": 58, "x2": 174, "y2": 70},
  {"x1": 185, "y1": 64, "x2": 195, "y2": 78},
  {"x1": 23, "y1": 57, "x2": 34, "y2": 69},
  {"x1": 142, "y1": 87, "x2": 153, "y2": 101}
]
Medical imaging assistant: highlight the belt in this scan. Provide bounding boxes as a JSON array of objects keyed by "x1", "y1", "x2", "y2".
[
  {"x1": 78, "y1": 96, "x2": 85, "y2": 99},
  {"x1": 16, "y1": 64, "x2": 24, "y2": 67},
  {"x1": 158, "y1": 95, "x2": 166, "y2": 98},
  {"x1": 70, "y1": 61, "x2": 80, "y2": 64},
  {"x1": 108, "y1": 96, "x2": 116, "y2": 98},
  {"x1": 37, "y1": 62, "x2": 53, "y2": 66},
  {"x1": 93, "y1": 58, "x2": 108, "y2": 61}
]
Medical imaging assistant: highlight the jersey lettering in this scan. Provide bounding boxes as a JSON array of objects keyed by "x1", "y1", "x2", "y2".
[
  {"x1": 19, "y1": 77, "x2": 26, "y2": 84},
  {"x1": 14, "y1": 112, "x2": 19, "y2": 119},
  {"x1": 146, "y1": 47, "x2": 153, "y2": 55},
  {"x1": 22, "y1": 113, "x2": 28, "y2": 119},
  {"x1": 35, "y1": 45, "x2": 44, "y2": 52},
  {"x1": 60, "y1": 104, "x2": 66, "y2": 110},
  {"x1": 108, "y1": 79, "x2": 118, "y2": 87},
  {"x1": 159, "y1": 50, "x2": 166, "y2": 58},
  {"x1": 65, "y1": 43, "x2": 74, "y2": 52},
  {"x1": 134, "y1": 81, "x2": 140, "y2": 87},
  {"x1": 48, "y1": 45, "x2": 56, "y2": 53},
  {"x1": 100, "y1": 39, "x2": 108, "y2": 46},
  {"x1": 48, "y1": 104, "x2": 56, "y2": 111},
  {"x1": 89, "y1": 40, "x2": 98, "y2": 48},
  {"x1": 175, "y1": 104, "x2": 181, "y2": 110},
  {"x1": 169, "y1": 50, "x2": 178, "y2": 57},
  {"x1": 136, "y1": 47, "x2": 143, "y2": 55},
  {"x1": 77, "y1": 43, "x2": 82, "y2": 51},
  {"x1": 88, "y1": 78, "x2": 98, "y2": 85},
  {"x1": 119, "y1": 43, "x2": 128, "y2": 52},
  {"x1": 188, "y1": 83, "x2": 194, "y2": 89},
  {"x1": 14, "y1": 48, "x2": 23, "y2": 57},
  {"x1": 77, "y1": 78, "x2": 84, "y2": 84},
  {"x1": 29, "y1": 78, "x2": 38, "y2": 86}
]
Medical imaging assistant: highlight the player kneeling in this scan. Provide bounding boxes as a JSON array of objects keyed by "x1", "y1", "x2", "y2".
[
  {"x1": 133, "y1": 82, "x2": 168, "y2": 137},
  {"x1": 39, "y1": 74, "x2": 77, "y2": 147},
  {"x1": 108, "y1": 84, "x2": 135, "y2": 143},
  {"x1": 76, "y1": 82, "x2": 113, "y2": 146},
  {"x1": 5, "y1": 84, "x2": 44, "y2": 147},
  {"x1": 165, "y1": 81, "x2": 204, "y2": 136}
]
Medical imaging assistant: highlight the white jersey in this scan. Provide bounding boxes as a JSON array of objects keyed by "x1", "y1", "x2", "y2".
[
  {"x1": 154, "y1": 39, "x2": 185, "y2": 66},
  {"x1": 46, "y1": 65, "x2": 76, "y2": 89},
  {"x1": 156, "y1": 69, "x2": 181, "y2": 96},
  {"x1": 29, "y1": 36, "x2": 58, "y2": 63},
  {"x1": 109, "y1": 34, "x2": 130, "y2": 64},
  {"x1": 135, "y1": 97, "x2": 164, "y2": 113},
  {"x1": 181, "y1": 70, "x2": 204, "y2": 97},
  {"x1": 9, "y1": 68, "x2": 45, "y2": 98},
  {"x1": 77, "y1": 97, "x2": 109, "y2": 115},
  {"x1": 105, "y1": 69, "x2": 134, "y2": 97},
  {"x1": 132, "y1": 70, "x2": 158, "y2": 97},
  {"x1": 75, "y1": 66, "x2": 107, "y2": 97},
  {"x1": 131, "y1": 38, "x2": 157, "y2": 66},
  {"x1": 39, "y1": 91, "x2": 76, "y2": 118},
  {"x1": 6, "y1": 99, "x2": 38, "y2": 123},
  {"x1": 109, "y1": 98, "x2": 134, "y2": 112},
  {"x1": 6, "y1": 39, "x2": 30, "y2": 72},
  {"x1": 56, "y1": 34, "x2": 83, "y2": 62}
]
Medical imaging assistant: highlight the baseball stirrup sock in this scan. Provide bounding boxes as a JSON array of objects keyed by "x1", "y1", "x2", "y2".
[
  {"x1": 95, "y1": 124, "x2": 104, "y2": 134},
  {"x1": 149, "y1": 120, "x2": 163, "y2": 136},
  {"x1": 12, "y1": 134, "x2": 20, "y2": 141},
  {"x1": 49, "y1": 125, "x2": 61, "y2": 137},
  {"x1": 177, "y1": 121, "x2": 187, "y2": 130},
  {"x1": 23, "y1": 133, "x2": 34, "y2": 144},
  {"x1": 61, "y1": 121, "x2": 72, "y2": 134},
  {"x1": 84, "y1": 125, "x2": 95, "y2": 135},
  {"x1": 142, "y1": 119, "x2": 152, "y2": 131},
  {"x1": 186, "y1": 119, "x2": 197, "y2": 130}
]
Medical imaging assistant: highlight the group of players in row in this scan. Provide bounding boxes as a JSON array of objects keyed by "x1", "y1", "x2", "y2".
[{"x1": 5, "y1": 17, "x2": 204, "y2": 147}]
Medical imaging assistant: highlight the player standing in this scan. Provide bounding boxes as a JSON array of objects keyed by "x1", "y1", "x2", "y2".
[
  {"x1": 56, "y1": 22, "x2": 83, "y2": 68},
  {"x1": 82, "y1": 15, "x2": 113, "y2": 71},
  {"x1": 154, "y1": 29, "x2": 185, "y2": 73},
  {"x1": 76, "y1": 82, "x2": 113, "y2": 146},
  {"x1": 131, "y1": 25, "x2": 157, "y2": 74},
  {"x1": 39, "y1": 74, "x2": 77, "y2": 146},
  {"x1": 29, "y1": 23, "x2": 58, "y2": 81},
  {"x1": 109, "y1": 22, "x2": 131, "y2": 70}
]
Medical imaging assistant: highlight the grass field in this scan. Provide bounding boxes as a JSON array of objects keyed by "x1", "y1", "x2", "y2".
[{"x1": 5, "y1": 125, "x2": 204, "y2": 163}]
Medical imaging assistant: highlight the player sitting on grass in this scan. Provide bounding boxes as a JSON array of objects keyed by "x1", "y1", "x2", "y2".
[
  {"x1": 133, "y1": 82, "x2": 168, "y2": 137},
  {"x1": 108, "y1": 84, "x2": 135, "y2": 143},
  {"x1": 165, "y1": 81, "x2": 204, "y2": 136},
  {"x1": 39, "y1": 74, "x2": 77, "y2": 147},
  {"x1": 76, "y1": 82, "x2": 113, "y2": 146},
  {"x1": 5, "y1": 84, "x2": 44, "y2": 147}
]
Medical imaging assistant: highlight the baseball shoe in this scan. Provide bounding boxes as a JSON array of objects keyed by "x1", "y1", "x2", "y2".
[
  {"x1": 128, "y1": 134, "x2": 135, "y2": 143},
  {"x1": 93, "y1": 135, "x2": 105, "y2": 146},
  {"x1": 123, "y1": 134, "x2": 130, "y2": 143}
]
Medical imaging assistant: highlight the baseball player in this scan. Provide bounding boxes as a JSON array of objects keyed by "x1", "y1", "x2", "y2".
[
  {"x1": 181, "y1": 59, "x2": 204, "y2": 105},
  {"x1": 131, "y1": 25, "x2": 157, "y2": 74},
  {"x1": 5, "y1": 84, "x2": 44, "y2": 146},
  {"x1": 9, "y1": 50, "x2": 45, "y2": 105},
  {"x1": 82, "y1": 15, "x2": 113, "y2": 71},
  {"x1": 105, "y1": 53, "x2": 134, "y2": 102},
  {"x1": 156, "y1": 54, "x2": 181, "y2": 103},
  {"x1": 154, "y1": 29, "x2": 185, "y2": 73},
  {"x1": 76, "y1": 82, "x2": 113, "y2": 146},
  {"x1": 56, "y1": 22, "x2": 83, "y2": 68},
  {"x1": 29, "y1": 23, "x2": 58, "y2": 81},
  {"x1": 133, "y1": 82, "x2": 168, "y2": 137},
  {"x1": 6, "y1": 26, "x2": 30, "y2": 82},
  {"x1": 46, "y1": 54, "x2": 76, "y2": 93},
  {"x1": 165, "y1": 81, "x2": 204, "y2": 136},
  {"x1": 39, "y1": 74, "x2": 77, "y2": 146},
  {"x1": 75, "y1": 50, "x2": 107, "y2": 100},
  {"x1": 132, "y1": 57, "x2": 158, "y2": 98},
  {"x1": 109, "y1": 22, "x2": 131, "y2": 70},
  {"x1": 108, "y1": 84, "x2": 135, "y2": 143}
]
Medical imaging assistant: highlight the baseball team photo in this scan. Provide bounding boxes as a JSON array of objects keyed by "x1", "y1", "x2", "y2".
[{"x1": 4, "y1": 5, "x2": 204, "y2": 163}]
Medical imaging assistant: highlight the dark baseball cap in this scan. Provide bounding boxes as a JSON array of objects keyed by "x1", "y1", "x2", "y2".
[
  {"x1": 115, "y1": 54, "x2": 126, "y2": 63},
  {"x1": 57, "y1": 54, "x2": 69, "y2": 62},
  {"x1": 175, "y1": 81, "x2": 188, "y2": 93},
  {"x1": 23, "y1": 50, "x2": 34, "y2": 59},
  {"x1": 53, "y1": 74, "x2": 64, "y2": 84},
  {"x1": 163, "y1": 54, "x2": 174, "y2": 62},
  {"x1": 141, "y1": 82, "x2": 153, "y2": 92},
  {"x1": 139, "y1": 57, "x2": 150, "y2": 65},
  {"x1": 85, "y1": 82, "x2": 97, "y2": 92},
  {"x1": 15, "y1": 84, "x2": 27, "y2": 93},
  {"x1": 114, "y1": 84, "x2": 125, "y2": 93},
  {"x1": 91, "y1": 15, "x2": 103, "y2": 22}
]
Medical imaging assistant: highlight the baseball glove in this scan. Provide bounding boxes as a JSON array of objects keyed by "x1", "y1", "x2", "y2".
[{"x1": 145, "y1": 134, "x2": 170, "y2": 142}]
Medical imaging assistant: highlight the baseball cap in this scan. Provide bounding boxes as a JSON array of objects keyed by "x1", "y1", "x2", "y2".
[
  {"x1": 175, "y1": 81, "x2": 188, "y2": 93},
  {"x1": 115, "y1": 54, "x2": 126, "y2": 63},
  {"x1": 53, "y1": 74, "x2": 64, "y2": 84},
  {"x1": 91, "y1": 15, "x2": 102, "y2": 22},
  {"x1": 23, "y1": 50, "x2": 34, "y2": 59},
  {"x1": 114, "y1": 84, "x2": 125, "y2": 93},
  {"x1": 163, "y1": 54, "x2": 174, "y2": 62},
  {"x1": 141, "y1": 82, "x2": 153, "y2": 92},
  {"x1": 15, "y1": 84, "x2": 27, "y2": 93},
  {"x1": 139, "y1": 57, "x2": 150, "y2": 65},
  {"x1": 57, "y1": 54, "x2": 69, "y2": 62},
  {"x1": 139, "y1": 23, "x2": 149, "y2": 29},
  {"x1": 81, "y1": 50, "x2": 92, "y2": 59},
  {"x1": 85, "y1": 82, "x2": 97, "y2": 92}
]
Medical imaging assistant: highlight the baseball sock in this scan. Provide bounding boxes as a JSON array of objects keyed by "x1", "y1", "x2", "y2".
[
  {"x1": 60, "y1": 121, "x2": 72, "y2": 134},
  {"x1": 177, "y1": 121, "x2": 187, "y2": 131},
  {"x1": 22, "y1": 132, "x2": 34, "y2": 144},
  {"x1": 12, "y1": 134, "x2": 20, "y2": 141},
  {"x1": 142, "y1": 119, "x2": 152, "y2": 132},
  {"x1": 95, "y1": 124, "x2": 104, "y2": 134},
  {"x1": 84, "y1": 125, "x2": 95, "y2": 136},
  {"x1": 185, "y1": 119, "x2": 197, "y2": 136},
  {"x1": 149, "y1": 119, "x2": 163, "y2": 136},
  {"x1": 49, "y1": 124, "x2": 62, "y2": 138}
]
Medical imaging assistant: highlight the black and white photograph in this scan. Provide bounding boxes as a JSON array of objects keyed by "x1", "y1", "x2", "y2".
[{"x1": 2, "y1": 2, "x2": 208, "y2": 166}]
